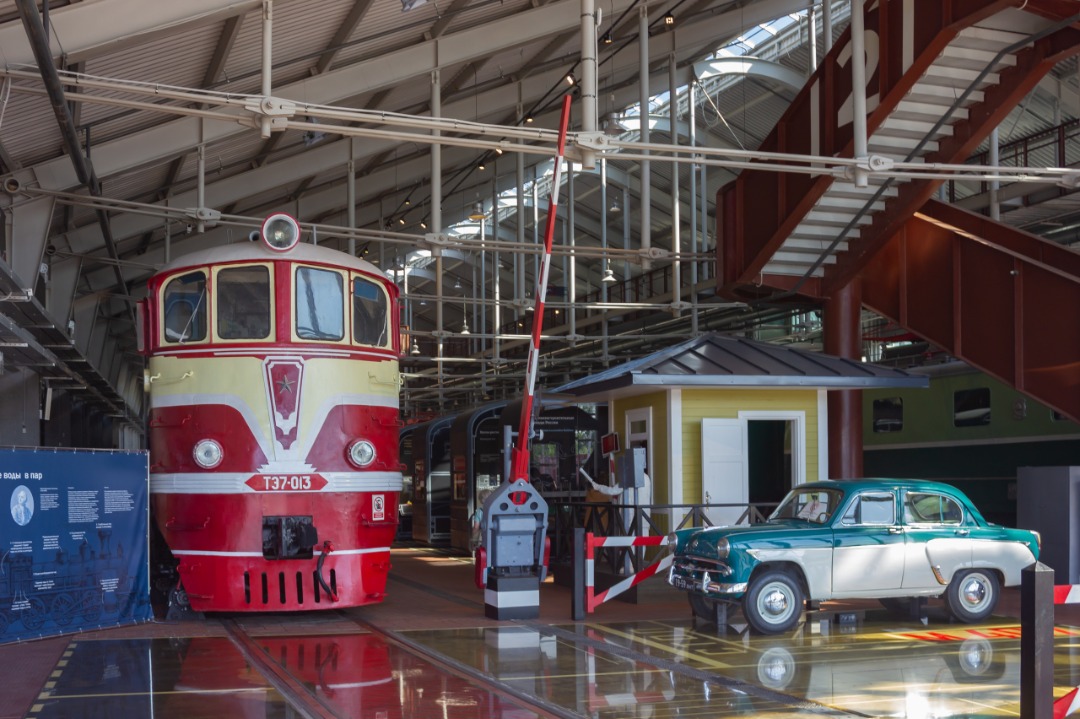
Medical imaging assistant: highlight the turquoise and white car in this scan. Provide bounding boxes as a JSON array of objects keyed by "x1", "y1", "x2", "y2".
[{"x1": 667, "y1": 479, "x2": 1040, "y2": 634}]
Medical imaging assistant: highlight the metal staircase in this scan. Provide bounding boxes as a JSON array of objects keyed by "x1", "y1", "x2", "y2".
[
  {"x1": 716, "y1": 0, "x2": 1080, "y2": 422},
  {"x1": 719, "y1": 0, "x2": 1080, "y2": 300}
]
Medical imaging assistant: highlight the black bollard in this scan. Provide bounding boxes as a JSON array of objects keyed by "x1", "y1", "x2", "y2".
[
  {"x1": 1020, "y1": 561, "x2": 1054, "y2": 719},
  {"x1": 572, "y1": 527, "x2": 585, "y2": 621}
]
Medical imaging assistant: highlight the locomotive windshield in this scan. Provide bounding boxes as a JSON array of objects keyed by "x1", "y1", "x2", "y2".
[
  {"x1": 353, "y1": 277, "x2": 389, "y2": 347},
  {"x1": 295, "y1": 266, "x2": 344, "y2": 341},
  {"x1": 163, "y1": 271, "x2": 207, "y2": 343},
  {"x1": 217, "y1": 265, "x2": 271, "y2": 339}
]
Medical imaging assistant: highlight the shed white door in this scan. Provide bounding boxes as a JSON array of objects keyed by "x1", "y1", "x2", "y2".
[{"x1": 701, "y1": 419, "x2": 748, "y2": 525}]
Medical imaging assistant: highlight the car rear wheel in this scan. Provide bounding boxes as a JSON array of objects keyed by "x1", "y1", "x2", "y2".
[
  {"x1": 743, "y1": 570, "x2": 804, "y2": 634},
  {"x1": 945, "y1": 569, "x2": 1000, "y2": 623}
]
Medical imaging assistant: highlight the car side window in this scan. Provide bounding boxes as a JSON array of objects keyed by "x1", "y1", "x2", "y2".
[
  {"x1": 904, "y1": 492, "x2": 964, "y2": 525},
  {"x1": 841, "y1": 492, "x2": 895, "y2": 525}
]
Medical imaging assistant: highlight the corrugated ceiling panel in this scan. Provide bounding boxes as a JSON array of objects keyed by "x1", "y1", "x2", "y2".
[
  {"x1": 0, "y1": 83, "x2": 63, "y2": 168},
  {"x1": 222, "y1": 0, "x2": 355, "y2": 93}
]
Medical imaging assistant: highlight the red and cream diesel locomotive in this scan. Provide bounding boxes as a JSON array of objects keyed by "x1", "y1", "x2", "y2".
[{"x1": 137, "y1": 214, "x2": 402, "y2": 612}]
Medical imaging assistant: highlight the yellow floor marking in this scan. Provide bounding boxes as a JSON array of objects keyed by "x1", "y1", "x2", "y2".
[
  {"x1": 43, "y1": 682, "x2": 56, "y2": 690},
  {"x1": 30, "y1": 704, "x2": 43, "y2": 713},
  {"x1": 585, "y1": 622, "x2": 732, "y2": 669},
  {"x1": 49, "y1": 670, "x2": 62, "y2": 679},
  {"x1": 56, "y1": 660, "x2": 67, "y2": 667}
]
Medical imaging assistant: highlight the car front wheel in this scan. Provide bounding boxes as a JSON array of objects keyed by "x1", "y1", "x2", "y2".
[
  {"x1": 945, "y1": 569, "x2": 1000, "y2": 623},
  {"x1": 743, "y1": 570, "x2": 804, "y2": 634}
]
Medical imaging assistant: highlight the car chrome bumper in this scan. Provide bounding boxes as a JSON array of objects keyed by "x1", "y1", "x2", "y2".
[{"x1": 668, "y1": 561, "x2": 746, "y2": 595}]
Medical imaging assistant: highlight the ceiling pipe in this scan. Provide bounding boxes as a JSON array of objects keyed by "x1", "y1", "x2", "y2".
[{"x1": 14, "y1": 0, "x2": 131, "y2": 320}]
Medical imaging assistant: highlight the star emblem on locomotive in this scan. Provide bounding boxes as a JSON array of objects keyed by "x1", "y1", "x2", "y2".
[{"x1": 277, "y1": 376, "x2": 295, "y2": 393}]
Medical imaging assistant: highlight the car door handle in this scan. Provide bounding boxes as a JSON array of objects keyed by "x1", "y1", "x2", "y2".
[
  {"x1": 955, "y1": 529, "x2": 969, "y2": 536},
  {"x1": 888, "y1": 527, "x2": 903, "y2": 534}
]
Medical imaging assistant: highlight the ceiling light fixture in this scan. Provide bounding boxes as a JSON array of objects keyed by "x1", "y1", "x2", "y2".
[
  {"x1": 664, "y1": 11, "x2": 674, "y2": 25},
  {"x1": 468, "y1": 202, "x2": 485, "y2": 221},
  {"x1": 602, "y1": 31, "x2": 613, "y2": 44},
  {"x1": 602, "y1": 266, "x2": 617, "y2": 283},
  {"x1": 525, "y1": 114, "x2": 534, "y2": 124},
  {"x1": 460, "y1": 318, "x2": 470, "y2": 335},
  {"x1": 410, "y1": 341, "x2": 421, "y2": 356},
  {"x1": 478, "y1": 160, "x2": 486, "y2": 171},
  {"x1": 565, "y1": 72, "x2": 576, "y2": 86},
  {"x1": 609, "y1": 194, "x2": 621, "y2": 213}
]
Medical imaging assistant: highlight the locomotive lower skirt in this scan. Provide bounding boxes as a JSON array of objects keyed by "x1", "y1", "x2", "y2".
[
  {"x1": 172, "y1": 548, "x2": 392, "y2": 612},
  {"x1": 152, "y1": 490, "x2": 398, "y2": 612}
]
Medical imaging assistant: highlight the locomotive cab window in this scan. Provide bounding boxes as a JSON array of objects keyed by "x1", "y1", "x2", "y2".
[
  {"x1": 353, "y1": 276, "x2": 389, "y2": 347},
  {"x1": 216, "y1": 265, "x2": 272, "y2": 340},
  {"x1": 954, "y1": 387, "x2": 991, "y2": 427},
  {"x1": 295, "y1": 266, "x2": 344, "y2": 341},
  {"x1": 162, "y1": 271, "x2": 207, "y2": 343}
]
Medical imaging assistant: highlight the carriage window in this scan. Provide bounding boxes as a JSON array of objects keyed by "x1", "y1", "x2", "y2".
[
  {"x1": 295, "y1": 267, "x2": 343, "y2": 341},
  {"x1": 353, "y1": 277, "x2": 389, "y2": 347},
  {"x1": 162, "y1": 271, "x2": 207, "y2": 343},
  {"x1": 904, "y1": 492, "x2": 964, "y2": 525},
  {"x1": 954, "y1": 387, "x2": 991, "y2": 427},
  {"x1": 217, "y1": 266, "x2": 271, "y2": 339},
  {"x1": 872, "y1": 397, "x2": 903, "y2": 433}
]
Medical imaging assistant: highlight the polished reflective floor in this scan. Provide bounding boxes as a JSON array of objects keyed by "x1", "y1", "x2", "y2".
[{"x1": 13, "y1": 548, "x2": 1080, "y2": 718}]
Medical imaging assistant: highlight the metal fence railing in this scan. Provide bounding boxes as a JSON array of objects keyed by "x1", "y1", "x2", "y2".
[{"x1": 547, "y1": 500, "x2": 777, "y2": 577}]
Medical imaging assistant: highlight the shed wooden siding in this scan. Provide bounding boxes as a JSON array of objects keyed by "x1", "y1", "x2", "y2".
[{"x1": 680, "y1": 389, "x2": 821, "y2": 504}]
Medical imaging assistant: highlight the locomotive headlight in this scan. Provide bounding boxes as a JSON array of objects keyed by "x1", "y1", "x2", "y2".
[
  {"x1": 193, "y1": 439, "x2": 224, "y2": 469},
  {"x1": 348, "y1": 439, "x2": 376, "y2": 468},
  {"x1": 260, "y1": 213, "x2": 300, "y2": 252}
]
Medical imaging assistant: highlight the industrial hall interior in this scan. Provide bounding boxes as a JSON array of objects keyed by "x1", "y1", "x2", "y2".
[{"x1": 3, "y1": 0, "x2": 1080, "y2": 718}]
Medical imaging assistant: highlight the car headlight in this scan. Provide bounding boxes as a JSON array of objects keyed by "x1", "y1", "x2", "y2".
[
  {"x1": 193, "y1": 439, "x2": 223, "y2": 469},
  {"x1": 348, "y1": 439, "x2": 376, "y2": 468},
  {"x1": 715, "y1": 537, "x2": 730, "y2": 560}
]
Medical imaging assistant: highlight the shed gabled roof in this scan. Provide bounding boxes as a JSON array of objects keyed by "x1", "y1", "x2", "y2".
[{"x1": 551, "y1": 333, "x2": 929, "y2": 398}]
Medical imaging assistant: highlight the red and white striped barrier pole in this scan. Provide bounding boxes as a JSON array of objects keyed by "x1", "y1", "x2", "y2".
[
  {"x1": 509, "y1": 94, "x2": 573, "y2": 484},
  {"x1": 585, "y1": 533, "x2": 672, "y2": 613},
  {"x1": 1052, "y1": 584, "x2": 1080, "y2": 716}
]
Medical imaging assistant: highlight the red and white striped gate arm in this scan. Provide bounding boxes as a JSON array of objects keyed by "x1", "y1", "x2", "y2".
[
  {"x1": 1055, "y1": 585, "x2": 1080, "y2": 605},
  {"x1": 585, "y1": 532, "x2": 672, "y2": 613},
  {"x1": 509, "y1": 94, "x2": 573, "y2": 484},
  {"x1": 1051, "y1": 585, "x2": 1080, "y2": 717},
  {"x1": 1055, "y1": 686, "x2": 1080, "y2": 719}
]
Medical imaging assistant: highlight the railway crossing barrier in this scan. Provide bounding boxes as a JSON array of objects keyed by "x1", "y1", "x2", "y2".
[
  {"x1": 571, "y1": 528, "x2": 671, "y2": 620},
  {"x1": 1053, "y1": 581, "x2": 1080, "y2": 718}
]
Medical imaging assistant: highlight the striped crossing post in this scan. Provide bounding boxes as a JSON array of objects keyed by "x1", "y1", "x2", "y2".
[{"x1": 485, "y1": 94, "x2": 572, "y2": 621}]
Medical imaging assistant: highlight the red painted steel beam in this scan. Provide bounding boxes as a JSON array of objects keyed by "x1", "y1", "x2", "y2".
[
  {"x1": 825, "y1": 24, "x2": 1080, "y2": 294},
  {"x1": 861, "y1": 199, "x2": 1080, "y2": 423},
  {"x1": 718, "y1": 0, "x2": 1023, "y2": 300}
]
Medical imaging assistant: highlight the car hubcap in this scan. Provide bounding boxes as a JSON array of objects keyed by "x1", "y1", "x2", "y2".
[
  {"x1": 758, "y1": 582, "x2": 794, "y2": 623},
  {"x1": 961, "y1": 574, "x2": 991, "y2": 611}
]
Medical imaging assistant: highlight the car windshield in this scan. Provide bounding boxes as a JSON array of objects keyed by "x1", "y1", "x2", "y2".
[{"x1": 769, "y1": 488, "x2": 845, "y2": 524}]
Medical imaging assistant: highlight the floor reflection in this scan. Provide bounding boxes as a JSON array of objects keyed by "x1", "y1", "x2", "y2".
[
  {"x1": 31, "y1": 634, "x2": 542, "y2": 719},
  {"x1": 403, "y1": 612, "x2": 1080, "y2": 718},
  {"x1": 25, "y1": 611, "x2": 1080, "y2": 718}
]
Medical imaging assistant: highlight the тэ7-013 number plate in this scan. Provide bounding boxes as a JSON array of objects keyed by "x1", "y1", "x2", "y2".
[{"x1": 245, "y1": 474, "x2": 328, "y2": 491}]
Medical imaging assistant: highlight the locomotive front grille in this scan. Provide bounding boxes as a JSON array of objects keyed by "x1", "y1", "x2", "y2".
[{"x1": 243, "y1": 569, "x2": 338, "y2": 606}]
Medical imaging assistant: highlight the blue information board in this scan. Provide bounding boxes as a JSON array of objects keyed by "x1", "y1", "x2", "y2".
[{"x1": 0, "y1": 447, "x2": 152, "y2": 643}]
